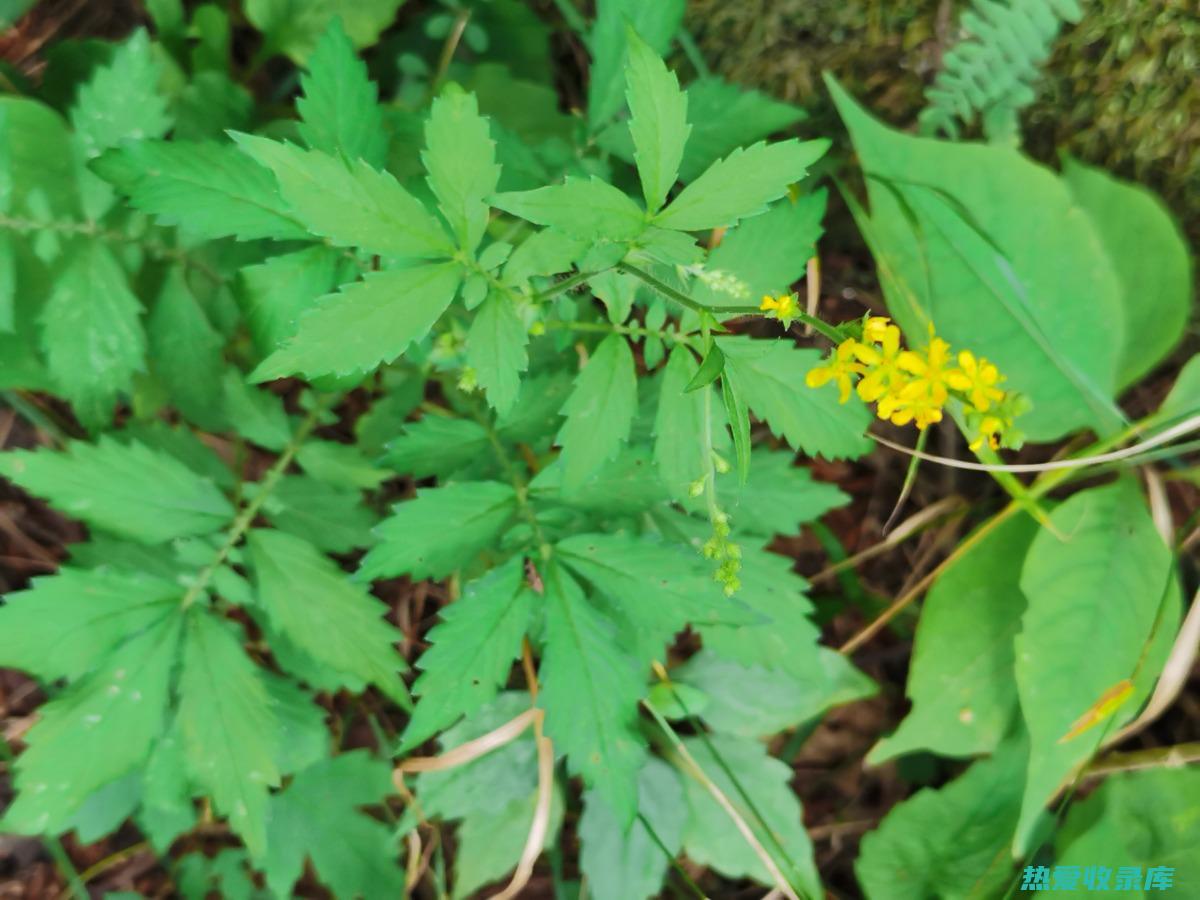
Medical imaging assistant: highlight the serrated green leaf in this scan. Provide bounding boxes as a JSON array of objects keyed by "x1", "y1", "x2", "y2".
[
  {"x1": 675, "y1": 648, "x2": 871, "y2": 737},
  {"x1": 855, "y1": 741, "x2": 1026, "y2": 900},
  {"x1": 1062, "y1": 156, "x2": 1191, "y2": 388},
  {"x1": 149, "y1": 268, "x2": 226, "y2": 430},
  {"x1": 654, "y1": 139, "x2": 828, "y2": 232},
  {"x1": 694, "y1": 191, "x2": 826, "y2": 308},
  {"x1": 252, "y1": 263, "x2": 462, "y2": 380},
  {"x1": 115, "y1": 420, "x2": 236, "y2": 490},
  {"x1": 531, "y1": 445, "x2": 667, "y2": 516},
  {"x1": 248, "y1": 529, "x2": 406, "y2": 701},
  {"x1": 3, "y1": 612, "x2": 181, "y2": 835},
  {"x1": 557, "y1": 334, "x2": 637, "y2": 489},
  {"x1": 492, "y1": 177, "x2": 647, "y2": 241},
  {"x1": 0, "y1": 97, "x2": 79, "y2": 217},
  {"x1": 39, "y1": 242, "x2": 145, "y2": 430},
  {"x1": 716, "y1": 451, "x2": 846, "y2": 537},
  {"x1": 236, "y1": 246, "x2": 344, "y2": 358},
  {"x1": 297, "y1": 18, "x2": 387, "y2": 167},
  {"x1": 680, "y1": 734, "x2": 820, "y2": 895},
  {"x1": 871, "y1": 515, "x2": 1037, "y2": 764},
  {"x1": 71, "y1": 29, "x2": 171, "y2": 160},
  {"x1": 221, "y1": 373, "x2": 291, "y2": 451},
  {"x1": 262, "y1": 673, "x2": 329, "y2": 777},
  {"x1": 263, "y1": 751, "x2": 404, "y2": 898},
  {"x1": 579, "y1": 758, "x2": 685, "y2": 900},
  {"x1": 0, "y1": 437, "x2": 233, "y2": 543},
  {"x1": 401, "y1": 557, "x2": 533, "y2": 750},
  {"x1": 720, "y1": 337, "x2": 874, "y2": 459},
  {"x1": 93, "y1": 140, "x2": 308, "y2": 241},
  {"x1": 176, "y1": 609, "x2": 281, "y2": 858},
  {"x1": 233, "y1": 133, "x2": 452, "y2": 259},
  {"x1": 62, "y1": 773, "x2": 141, "y2": 844},
  {"x1": 467, "y1": 291, "x2": 528, "y2": 416},
  {"x1": 424, "y1": 85, "x2": 501, "y2": 252},
  {"x1": 245, "y1": 0, "x2": 404, "y2": 63},
  {"x1": 295, "y1": 439, "x2": 389, "y2": 489},
  {"x1": 539, "y1": 564, "x2": 646, "y2": 826},
  {"x1": 382, "y1": 416, "x2": 491, "y2": 479},
  {"x1": 0, "y1": 567, "x2": 179, "y2": 683},
  {"x1": 138, "y1": 726, "x2": 196, "y2": 853},
  {"x1": 679, "y1": 78, "x2": 806, "y2": 182},
  {"x1": 625, "y1": 28, "x2": 689, "y2": 213},
  {"x1": 557, "y1": 532, "x2": 757, "y2": 669},
  {"x1": 259, "y1": 475, "x2": 377, "y2": 554},
  {"x1": 502, "y1": 227, "x2": 588, "y2": 283},
  {"x1": 654, "y1": 346, "x2": 709, "y2": 499},
  {"x1": 358, "y1": 481, "x2": 517, "y2": 581},
  {"x1": 588, "y1": 0, "x2": 684, "y2": 128},
  {"x1": 1014, "y1": 479, "x2": 1181, "y2": 853}
]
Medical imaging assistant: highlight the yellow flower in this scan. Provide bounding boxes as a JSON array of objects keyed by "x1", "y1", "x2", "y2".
[
  {"x1": 897, "y1": 336, "x2": 955, "y2": 406},
  {"x1": 880, "y1": 380, "x2": 944, "y2": 429},
  {"x1": 946, "y1": 350, "x2": 1005, "y2": 412},
  {"x1": 862, "y1": 316, "x2": 893, "y2": 344},
  {"x1": 805, "y1": 339, "x2": 863, "y2": 403},
  {"x1": 760, "y1": 293, "x2": 798, "y2": 326},
  {"x1": 851, "y1": 323, "x2": 905, "y2": 403},
  {"x1": 968, "y1": 414, "x2": 1006, "y2": 451}
]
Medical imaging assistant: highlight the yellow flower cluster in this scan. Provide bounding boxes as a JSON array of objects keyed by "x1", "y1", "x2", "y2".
[{"x1": 805, "y1": 316, "x2": 1022, "y2": 451}]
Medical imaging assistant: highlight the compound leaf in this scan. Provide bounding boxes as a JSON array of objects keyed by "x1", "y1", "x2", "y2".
[
  {"x1": 624, "y1": 28, "x2": 689, "y2": 213},
  {"x1": 423, "y1": 85, "x2": 501, "y2": 252}
]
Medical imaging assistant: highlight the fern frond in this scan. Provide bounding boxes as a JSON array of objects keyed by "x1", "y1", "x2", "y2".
[{"x1": 919, "y1": 0, "x2": 1083, "y2": 145}]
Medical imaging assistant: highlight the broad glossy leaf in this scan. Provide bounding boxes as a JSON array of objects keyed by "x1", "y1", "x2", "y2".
[
  {"x1": 93, "y1": 140, "x2": 308, "y2": 241},
  {"x1": 234, "y1": 133, "x2": 452, "y2": 258},
  {"x1": 1056, "y1": 768, "x2": 1200, "y2": 892},
  {"x1": 248, "y1": 529, "x2": 406, "y2": 699},
  {"x1": 856, "y1": 741, "x2": 1027, "y2": 900},
  {"x1": 828, "y1": 77, "x2": 1125, "y2": 440},
  {"x1": 624, "y1": 29, "x2": 689, "y2": 212},
  {"x1": 297, "y1": 18, "x2": 387, "y2": 167},
  {"x1": 3, "y1": 612, "x2": 180, "y2": 835},
  {"x1": 0, "y1": 437, "x2": 233, "y2": 543},
  {"x1": 423, "y1": 86, "x2": 501, "y2": 252},
  {"x1": 176, "y1": 610, "x2": 281, "y2": 858},
  {"x1": 654, "y1": 139, "x2": 828, "y2": 232},
  {"x1": 401, "y1": 557, "x2": 534, "y2": 750},
  {"x1": 539, "y1": 564, "x2": 646, "y2": 826},
  {"x1": 871, "y1": 514, "x2": 1038, "y2": 763},
  {"x1": 358, "y1": 481, "x2": 517, "y2": 581},
  {"x1": 1014, "y1": 479, "x2": 1181, "y2": 852},
  {"x1": 719, "y1": 337, "x2": 873, "y2": 459},
  {"x1": 252, "y1": 263, "x2": 462, "y2": 380},
  {"x1": 39, "y1": 242, "x2": 145, "y2": 430},
  {"x1": 1062, "y1": 157, "x2": 1191, "y2": 388},
  {"x1": 557, "y1": 334, "x2": 638, "y2": 489}
]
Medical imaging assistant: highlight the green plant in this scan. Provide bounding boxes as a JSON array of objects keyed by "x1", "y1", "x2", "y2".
[{"x1": 0, "y1": 1, "x2": 1196, "y2": 898}]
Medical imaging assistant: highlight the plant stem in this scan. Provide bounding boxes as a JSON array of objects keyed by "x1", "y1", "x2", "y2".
[
  {"x1": 179, "y1": 396, "x2": 330, "y2": 610},
  {"x1": 429, "y1": 8, "x2": 471, "y2": 97},
  {"x1": 542, "y1": 319, "x2": 695, "y2": 345},
  {"x1": 1081, "y1": 741, "x2": 1200, "y2": 779}
]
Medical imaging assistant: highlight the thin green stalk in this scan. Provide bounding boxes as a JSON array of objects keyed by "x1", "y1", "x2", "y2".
[
  {"x1": 542, "y1": 319, "x2": 696, "y2": 345},
  {"x1": 429, "y1": 8, "x2": 472, "y2": 98},
  {"x1": 677, "y1": 29, "x2": 712, "y2": 79},
  {"x1": 179, "y1": 396, "x2": 331, "y2": 610},
  {"x1": 550, "y1": 0, "x2": 589, "y2": 38},
  {"x1": 637, "y1": 812, "x2": 708, "y2": 900},
  {"x1": 618, "y1": 262, "x2": 845, "y2": 343}
]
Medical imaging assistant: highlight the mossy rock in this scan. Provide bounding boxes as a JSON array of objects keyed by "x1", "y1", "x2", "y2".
[{"x1": 686, "y1": 0, "x2": 1199, "y2": 243}]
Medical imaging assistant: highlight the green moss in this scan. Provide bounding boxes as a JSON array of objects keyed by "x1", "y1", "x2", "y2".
[{"x1": 686, "y1": 0, "x2": 1199, "y2": 241}]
